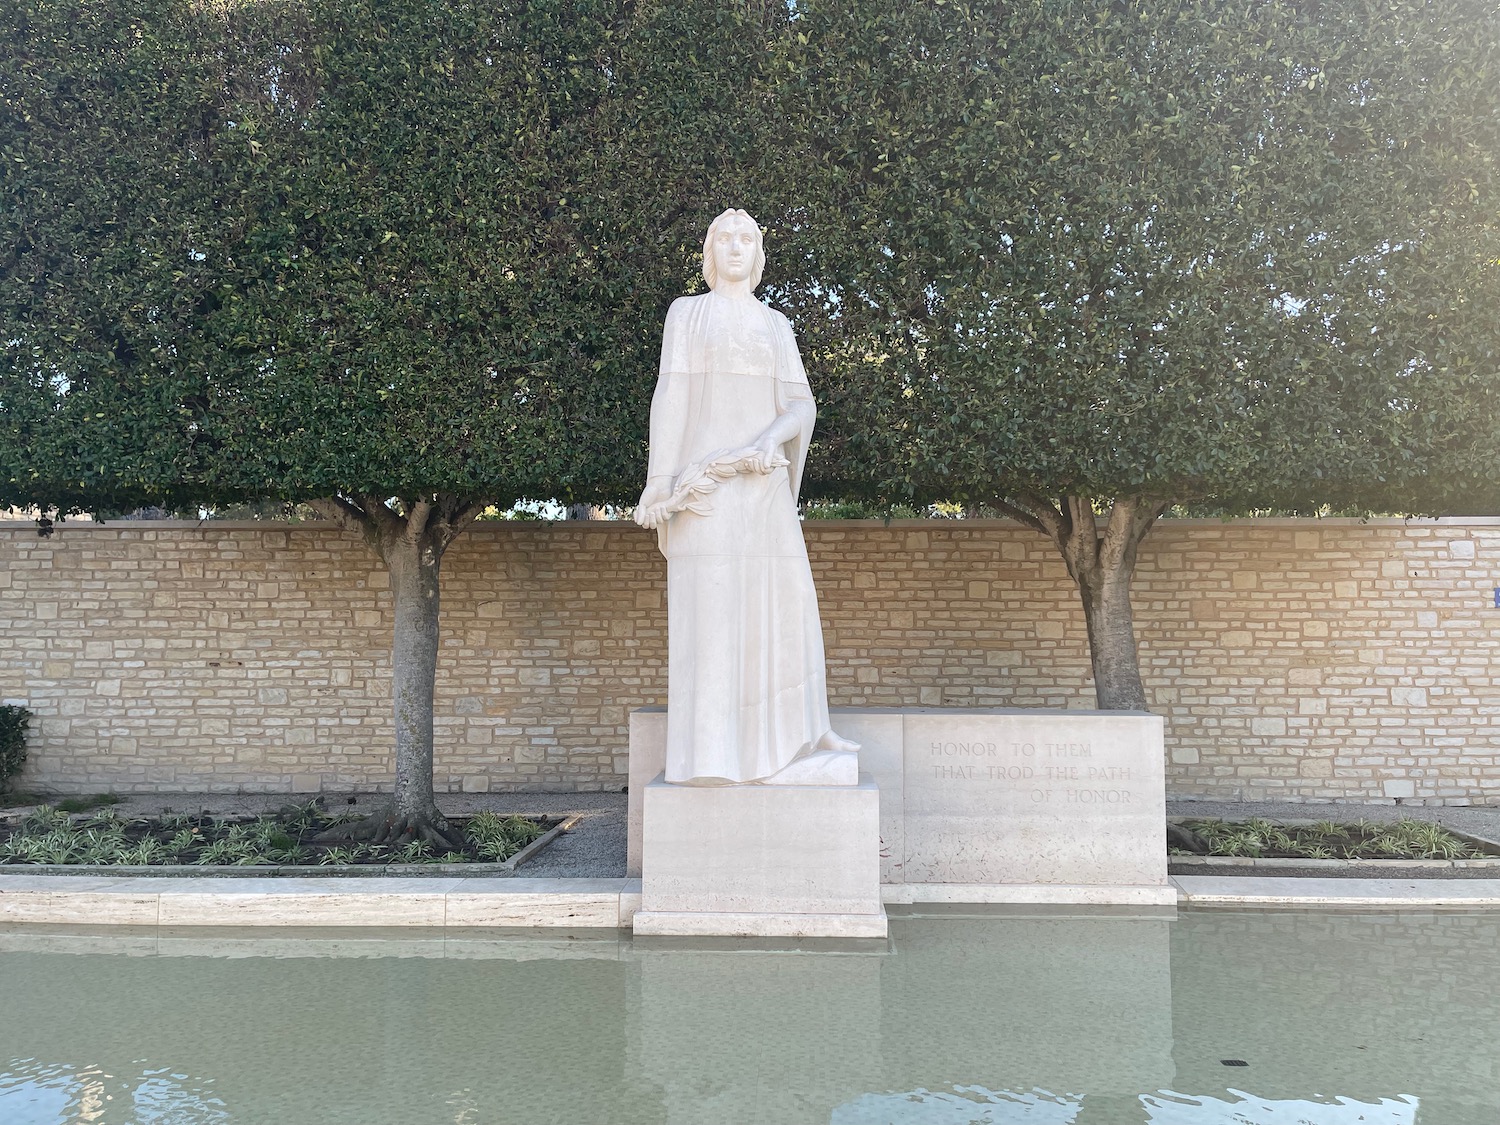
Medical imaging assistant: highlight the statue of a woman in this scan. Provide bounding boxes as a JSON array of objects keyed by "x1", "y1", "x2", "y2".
[{"x1": 635, "y1": 209, "x2": 858, "y2": 786}]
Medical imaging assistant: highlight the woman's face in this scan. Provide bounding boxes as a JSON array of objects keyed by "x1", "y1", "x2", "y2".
[{"x1": 711, "y1": 216, "x2": 759, "y2": 285}]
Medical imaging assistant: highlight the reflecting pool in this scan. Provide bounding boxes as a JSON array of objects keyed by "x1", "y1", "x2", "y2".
[{"x1": 1, "y1": 908, "x2": 1496, "y2": 1124}]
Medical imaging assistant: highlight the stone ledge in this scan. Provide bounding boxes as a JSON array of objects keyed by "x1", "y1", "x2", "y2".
[
  {"x1": 0, "y1": 875, "x2": 643, "y2": 929},
  {"x1": 15, "y1": 873, "x2": 1500, "y2": 925},
  {"x1": 882, "y1": 883, "x2": 1178, "y2": 907},
  {"x1": 631, "y1": 909, "x2": 888, "y2": 939},
  {"x1": 1173, "y1": 875, "x2": 1500, "y2": 907}
]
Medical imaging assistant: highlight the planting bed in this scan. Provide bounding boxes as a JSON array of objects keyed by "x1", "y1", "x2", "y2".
[
  {"x1": 0, "y1": 801, "x2": 563, "y2": 870},
  {"x1": 1170, "y1": 817, "x2": 1498, "y2": 860}
]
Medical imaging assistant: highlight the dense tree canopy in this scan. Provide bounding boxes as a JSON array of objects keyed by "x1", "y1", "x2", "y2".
[
  {"x1": 1, "y1": 0, "x2": 794, "y2": 836},
  {"x1": 775, "y1": 0, "x2": 1500, "y2": 705},
  {"x1": 3, "y1": 0, "x2": 797, "y2": 511},
  {"x1": 4, "y1": 0, "x2": 1497, "y2": 770}
]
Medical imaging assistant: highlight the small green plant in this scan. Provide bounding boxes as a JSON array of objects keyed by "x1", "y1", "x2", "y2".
[
  {"x1": 276, "y1": 800, "x2": 324, "y2": 835},
  {"x1": 464, "y1": 812, "x2": 546, "y2": 861},
  {"x1": 77, "y1": 824, "x2": 128, "y2": 864},
  {"x1": 802, "y1": 500, "x2": 926, "y2": 521},
  {"x1": 19, "y1": 829, "x2": 84, "y2": 865},
  {"x1": 319, "y1": 845, "x2": 365, "y2": 866},
  {"x1": 22, "y1": 806, "x2": 70, "y2": 832},
  {"x1": 194, "y1": 837, "x2": 238, "y2": 865},
  {"x1": 0, "y1": 706, "x2": 30, "y2": 797},
  {"x1": 118, "y1": 838, "x2": 168, "y2": 865},
  {"x1": 392, "y1": 840, "x2": 434, "y2": 864}
]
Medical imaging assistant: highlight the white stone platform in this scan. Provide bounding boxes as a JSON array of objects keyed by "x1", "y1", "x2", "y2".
[
  {"x1": 631, "y1": 706, "x2": 1170, "y2": 904},
  {"x1": 634, "y1": 775, "x2": 887, "y2": 938}
]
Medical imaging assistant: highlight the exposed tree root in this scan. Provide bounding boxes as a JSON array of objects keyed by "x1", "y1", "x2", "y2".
[
  {"x1": 315, "y1": 804, "x2": 464, "y2": 851},
  {"x1": 1167, "y1": 823, "x2": 1208, "y2": 855}
]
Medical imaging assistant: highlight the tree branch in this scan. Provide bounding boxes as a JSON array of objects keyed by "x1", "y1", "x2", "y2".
[
  {"x1": 403, "y1": 498, "x2": 434, "y2": 543},
  {"x1": 307, "y1": 496, "x2": 367, "y2": 535},
  {"x1": 1101, "y1": 496, "x2": 1170, "y2": 572},
  {"x1": 448, "y1": 499, "x2": 488, "y2": 538},
  {"x1": 1013, "y1": 490, "x2": 1069, "y2": 548},
  {"x1": 356, "y1": 492, "x2": 404, "y2": 540},
  {"x1": 987, "y1": 495, "x2": 1049, "y2": 537},
  {"x1": 429, "y1": 496, "x2": 489, "y2": 554}
]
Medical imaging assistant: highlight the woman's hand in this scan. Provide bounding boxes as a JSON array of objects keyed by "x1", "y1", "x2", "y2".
[
  {"x1": 634, "y1": 480, "x2": 673, "y2": 529},
  {"x1": 746, "y1": 433, "x2": 784, "y2": 474},
  {"x1": 747, "y1": 412, "x2": 798, "y2": 473}
]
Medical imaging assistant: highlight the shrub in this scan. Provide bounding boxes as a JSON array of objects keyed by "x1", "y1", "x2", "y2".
[{"x1": 0, "y1": 706, "x2": 30, "y2": 796}]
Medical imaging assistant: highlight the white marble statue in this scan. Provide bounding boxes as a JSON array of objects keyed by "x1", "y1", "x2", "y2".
[{"x1": 635, "y1": 208, "x2": 858, "y2": 786}]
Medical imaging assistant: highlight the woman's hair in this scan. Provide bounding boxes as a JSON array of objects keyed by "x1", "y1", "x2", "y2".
[{"x1": 702, "y1": 208, "x2": 766, "y2": 292}]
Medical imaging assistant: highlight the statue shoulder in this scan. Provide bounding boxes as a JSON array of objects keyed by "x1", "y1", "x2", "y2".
[
  {"x1": 764, "y1": 304, "x2": 799, "y2": 340},
  {"x1": 663, "y1": 293, "x2": 708, "y2": 337},
  {"x1": 667, "y1": 293, "x2": 708, "y2": 317}
]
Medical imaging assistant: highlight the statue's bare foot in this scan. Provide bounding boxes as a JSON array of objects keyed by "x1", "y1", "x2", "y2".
[{"x1": 814, "y1": 729, "x2": 860, "y2": 754}]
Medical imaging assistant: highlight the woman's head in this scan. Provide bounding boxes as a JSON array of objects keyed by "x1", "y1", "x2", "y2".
[{"x1": 702, "y1": 209, "x2": 765, "y2": 292}]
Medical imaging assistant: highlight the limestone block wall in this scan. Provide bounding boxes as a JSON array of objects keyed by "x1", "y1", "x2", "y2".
[{"x1": 1, "y1": 517, "x2": 1496, "y2": 803}]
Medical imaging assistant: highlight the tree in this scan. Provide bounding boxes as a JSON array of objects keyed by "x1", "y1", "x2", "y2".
[
  {"x1": 1, "y1": 0, "x2": 793, "y2": 840},
  {"x1": 776, "y1": 0, "x2": 1500, "y2": 708}
]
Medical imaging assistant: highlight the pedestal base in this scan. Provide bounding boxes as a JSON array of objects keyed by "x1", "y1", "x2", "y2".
[
  {"x1": 630, "y1": 708, "x2": 1169, "y2": 906},
  {"x1": 636, "y1": 774, "x2": 886, "y2": 938},
  {"x1": 632, "y1": 910, "x2": 888, "y2": 939}
]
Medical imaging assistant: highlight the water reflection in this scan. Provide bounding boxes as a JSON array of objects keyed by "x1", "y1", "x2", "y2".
[
  {"x1": 833, "y1": 1085, "x2": 1082, "y2": 1123},
  {"x1": 1143, "y1": 1090, "x2": 1419, "y2": 1124},
  {"x1": 0, "y1": 911, "x2": 1494, "y2": 1125},
  {"x1": 0, "y1": 1060, "x2": 229, "y2": 1125}
]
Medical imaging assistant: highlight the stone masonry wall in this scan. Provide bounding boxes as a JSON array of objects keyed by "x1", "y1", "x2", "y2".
[{"x1": 1, "y1": 518, "x2": 1496, "y2": 803}]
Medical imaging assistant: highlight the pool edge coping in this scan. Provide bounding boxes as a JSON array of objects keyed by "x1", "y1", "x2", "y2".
[{"x1": 6, "y1": 874, "x2": 1500, "y2": 928}]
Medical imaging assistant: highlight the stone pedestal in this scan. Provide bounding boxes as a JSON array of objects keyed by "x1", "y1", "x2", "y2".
[
  {"x1": 630, "y1": 706, "x2": 1172, "y2": 906},
  {"x1": 633, "y1": 775, "x2": 887, "y2": 938}
]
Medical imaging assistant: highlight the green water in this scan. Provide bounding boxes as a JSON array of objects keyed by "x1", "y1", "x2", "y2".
[{"x1": 1, "y1": 909, "x2": 1495, "y2": 1124}]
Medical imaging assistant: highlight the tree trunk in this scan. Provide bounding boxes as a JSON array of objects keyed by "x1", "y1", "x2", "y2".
[
  {"x1": 1075, "y1": 536, "x2": 1150, "y2": 711},
  {"x1": 383, "y1": 530, "x2": 452, "y2": 836},
  {"x1": 310, "y1": 495, "x2": 482, "y2": 849},
  {"x1": 994, "y1": 492, "x2": 1168, "y2": 711}
]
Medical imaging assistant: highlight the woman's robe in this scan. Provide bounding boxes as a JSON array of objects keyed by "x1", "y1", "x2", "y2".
[{"x1": 646, "y1": 291, "x2": 833, "y2": 784}]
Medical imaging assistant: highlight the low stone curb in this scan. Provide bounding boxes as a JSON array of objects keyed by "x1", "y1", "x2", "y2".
[
  {"x1": 1173, "y1": 875, "x2": 1500, "y2": 908},
  {"x1": 0, "y1": 874, "x2": 644, "y2": 928},
  {"x1": 3, "y1": 863, "x2": 516, "y2": 878},
  {"x1": 1171, "y1": 854, "x2": 1500, "y2": 871}
]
